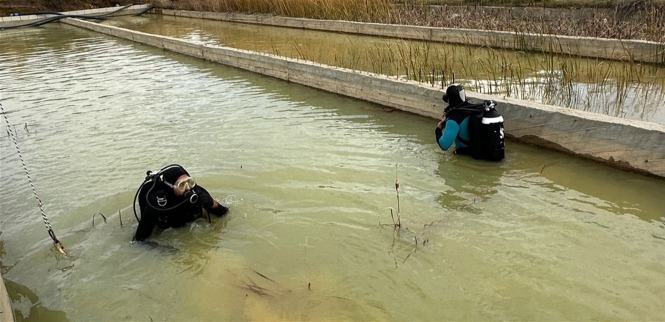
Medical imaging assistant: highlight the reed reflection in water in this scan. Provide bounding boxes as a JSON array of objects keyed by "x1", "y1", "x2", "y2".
[
  {"x1": 0, "y1": 24, "x2": 664, "y2": 321},
  {"x1": 109, "y1": 14, "x2": 665, "y2": 125}
]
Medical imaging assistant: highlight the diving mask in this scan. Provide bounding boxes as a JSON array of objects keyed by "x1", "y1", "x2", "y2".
[{"x1": 165, "y1": 176, "x2": 197, "y2": 192}]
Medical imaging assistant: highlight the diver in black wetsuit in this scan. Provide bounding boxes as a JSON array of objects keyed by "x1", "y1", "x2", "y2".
[
  {"x1": 133, "y1": 164, "x2": 228, "y2": 241},
  {"x1": 435, "y1": 84, "x2": 505, "y2": 161}
]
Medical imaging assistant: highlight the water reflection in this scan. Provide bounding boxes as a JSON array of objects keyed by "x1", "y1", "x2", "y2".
[{"x1": 435, "y1": 158, "x2": 506, "y2": 214}]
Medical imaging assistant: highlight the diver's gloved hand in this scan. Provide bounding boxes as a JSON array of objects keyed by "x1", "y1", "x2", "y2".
[{"x1": 209, "y1": 204, "x2": 229, "y2": 217}]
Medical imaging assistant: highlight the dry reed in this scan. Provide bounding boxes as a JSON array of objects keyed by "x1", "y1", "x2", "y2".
[
  {"x1": 153, "y1": 0, "x2": 665, "y2": 42},
  {"x1": 154, "y1": 0, "x2": 395, "y2": 22},
  {"x1": 247, "y1": 30, "x2": 665, "y2": 118},
  {"x1": 5, "y1": 0, "x2": 662, "y2": 42}
]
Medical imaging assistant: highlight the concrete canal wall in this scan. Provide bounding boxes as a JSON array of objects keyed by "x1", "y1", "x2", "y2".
[
  {"x1": 424, "y1": 5, "x2": 615, "y2": 21},
  {"x1": 61, "y1": 18, "x2": 665, "y2": 178},
  {"x1": 155, "y1": 9, "x2": 665, "y2": 65},
  {"x1": 0, "y1": 4, "x2": 152, "y2": 28}
]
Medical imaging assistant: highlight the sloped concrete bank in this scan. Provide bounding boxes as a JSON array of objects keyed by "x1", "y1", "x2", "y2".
[
  {"x1": 155, "y1": 9, "x2": 665, "y2": 65},
  {"x1": 1, "y1": 271, "x2": 14, "y2": 322},
  {"x1": 62, "y1": 18, "x2": 665, "y2": 178}
]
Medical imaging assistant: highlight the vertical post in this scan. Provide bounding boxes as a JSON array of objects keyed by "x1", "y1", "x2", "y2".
[{"x1": 441, "y1": 70, "x2": 445, "y2": 89}]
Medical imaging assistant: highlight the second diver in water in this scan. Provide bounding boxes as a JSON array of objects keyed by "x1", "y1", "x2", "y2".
[{"x1": 133, "y1": 164, "x2": 229, "y2": 241}]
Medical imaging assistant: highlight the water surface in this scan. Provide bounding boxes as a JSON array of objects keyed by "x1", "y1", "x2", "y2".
[{"x1": 0, "y1": 24, "x2": 664, "y2": 321}]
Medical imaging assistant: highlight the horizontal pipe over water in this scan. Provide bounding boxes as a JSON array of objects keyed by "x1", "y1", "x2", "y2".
[
  {"x1": 62, "y1": 17, "x2": 665, "y2": 178},
  {"x1": 0, "y1": 4, "x2": 153, "y2": 28},
  {"x1": 156, "y1": 9, "x2": 665, "y2": 65}
]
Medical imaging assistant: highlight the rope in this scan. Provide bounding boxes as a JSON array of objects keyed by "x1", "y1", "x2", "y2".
[{"x1": 0, "y1": 101, "x2": 67, "y2": 256}]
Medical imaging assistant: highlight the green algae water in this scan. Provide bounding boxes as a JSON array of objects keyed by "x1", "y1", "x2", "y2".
[
  {"x1": 1, "y1": 24, "x2": 664, "y2": 321},
  {"x1": 106, "y1": 14, "x2": 665, "y2": 126}
]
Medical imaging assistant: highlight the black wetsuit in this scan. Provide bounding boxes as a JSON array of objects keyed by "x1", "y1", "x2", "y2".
[{"x1": 133, "y1": 165, "x2": 228, "y2": 241}]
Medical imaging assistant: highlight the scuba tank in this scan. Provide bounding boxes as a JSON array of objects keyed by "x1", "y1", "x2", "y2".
[
  {"x1": 480, "y1": 101, "x2": 505, "y2": 162},
  {"x1": 464, "y1": 100, "x2": 505, "y2": 161}
]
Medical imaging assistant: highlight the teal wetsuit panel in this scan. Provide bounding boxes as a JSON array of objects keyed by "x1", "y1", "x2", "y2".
[{"x1": 438, "y1": 117, "x2": 470, "y2": 151}]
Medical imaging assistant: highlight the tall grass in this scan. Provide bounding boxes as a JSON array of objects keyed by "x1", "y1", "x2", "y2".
[
  {"x1": 7, "y1": 0, "x2": 663, "y2": 42},
  {"x1": 154, "y1": 0, "x2": 665, "y2": 42},
  {"x1": 237, "y1": 29, "x2": 665, "y2": 119},
  {"x1": 156, "y1": 0, "x2": 395, "y2": 22}
]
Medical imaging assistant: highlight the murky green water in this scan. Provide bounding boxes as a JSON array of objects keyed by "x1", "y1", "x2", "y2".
[
  {"x1": 1, "y1": 24, "x2": 664, "y2": 321},
  {"x1": 104, "y1": 14, "x2": 665, "y2": 125}
]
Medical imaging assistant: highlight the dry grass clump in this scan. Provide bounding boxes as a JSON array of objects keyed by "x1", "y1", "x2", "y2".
[{"x1": 254, "y1": 31, "x2": 664, "y2": 116}]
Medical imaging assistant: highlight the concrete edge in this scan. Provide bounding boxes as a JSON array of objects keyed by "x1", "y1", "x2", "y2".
[
  {"x1": 155, "y1": 9, "x2": 665, "y2": 65},
  {"x1": 60, "y1": 18, "x2": 665, "y2": 178},
  {"x1": 0, "y1": 271, "x2": 15, "y2": 322}
]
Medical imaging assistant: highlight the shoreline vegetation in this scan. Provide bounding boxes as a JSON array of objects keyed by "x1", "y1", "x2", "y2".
[{"x1": 1, "y1": 0, "x2": 663, "y2": 42}]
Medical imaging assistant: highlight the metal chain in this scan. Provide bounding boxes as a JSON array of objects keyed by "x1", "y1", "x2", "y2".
[{"x1": 1, "y1": 101, "x2": 67, "y2": 256}]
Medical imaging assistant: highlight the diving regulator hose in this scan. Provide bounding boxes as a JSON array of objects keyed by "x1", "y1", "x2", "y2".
[{"x1": 132, "y1": 167, "x2": 199, "y2": 223}]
